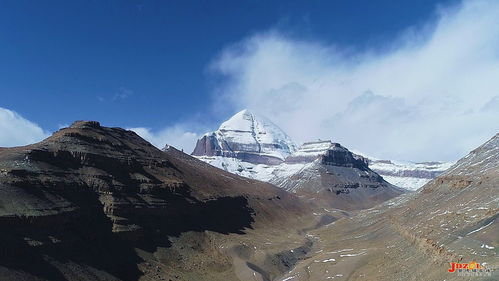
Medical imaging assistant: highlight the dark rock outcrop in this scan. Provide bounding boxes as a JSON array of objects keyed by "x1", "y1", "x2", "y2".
[
  {"x1": 192, "y1": 134, "x2": 221, "y2": 157},
  {"x1": 320, "y1": 143, "x2": 369, "y2": 169}
]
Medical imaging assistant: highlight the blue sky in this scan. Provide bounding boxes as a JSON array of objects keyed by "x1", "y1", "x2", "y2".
[
  {"x1": 2, "y1": 0, "x2": 498, "y2": 161},
  {"x1": 1, "y1": 0, "x2": 454, "y2": 129}
]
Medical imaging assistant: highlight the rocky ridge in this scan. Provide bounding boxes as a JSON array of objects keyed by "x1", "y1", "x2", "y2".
[{"x1": 0, "y1": 121, "x2": 310, "y2": 281}]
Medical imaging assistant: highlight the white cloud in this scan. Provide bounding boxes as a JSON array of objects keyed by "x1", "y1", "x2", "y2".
[
  {"x1": 210, "y1": 0, "x2": 499, "y2": 162},
  {"x1": 0, "y1": 107, "x2": 50, "y2": 147},
  {"x1": 129, "y1": 125, "x2": 201, "y2": 153}
]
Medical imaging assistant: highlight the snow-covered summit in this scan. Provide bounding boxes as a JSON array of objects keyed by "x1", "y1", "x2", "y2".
[
  {"x1": 218, "y1": 109, "x2": 256, "y2": 131},
  {"x1": 192, "y1": 109, "x2": 297, "y2": 164}
]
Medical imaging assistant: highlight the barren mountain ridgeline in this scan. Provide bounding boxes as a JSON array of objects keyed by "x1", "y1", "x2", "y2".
[
  {"x1": 0, "y1": 121, "x2": 311, "y2": 280},
  {"x1": 0, "y1": 120, "x2": 497, "y2": 280}
]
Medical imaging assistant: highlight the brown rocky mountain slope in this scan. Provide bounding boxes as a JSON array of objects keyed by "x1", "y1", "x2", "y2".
[{"x1": 0, "y1": 121, "x2": 312, "y2": 281}]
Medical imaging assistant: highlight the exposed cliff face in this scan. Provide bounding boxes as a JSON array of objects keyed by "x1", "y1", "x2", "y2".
[
  {"x1": 0, "y1": 121, "x2": 309, "y2": 281},
  {"x1": 191, "y1": 110, "x2": 296, "y2": 165},
  {"x1": 191, "y1": 134, "x2": 221, "y2": 158}
]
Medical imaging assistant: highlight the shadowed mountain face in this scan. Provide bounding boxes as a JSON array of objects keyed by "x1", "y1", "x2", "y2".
[{"x1": 0, "y1": 121, "x2": 308, "y2": 281}]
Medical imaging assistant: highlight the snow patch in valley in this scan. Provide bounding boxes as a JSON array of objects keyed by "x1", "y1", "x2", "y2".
[
  {"x1": 379, "y1": 176, "x2": 431, "y2": 191},
  {"x1": 481, "y1": 244, "x2": 495, "y2": 249},
  {"x1": 466, "y1": 220, "x2": 495, "y2": 236},
  {"x1": 339, "y1": 251, "x2": 367, "y2": 257}
]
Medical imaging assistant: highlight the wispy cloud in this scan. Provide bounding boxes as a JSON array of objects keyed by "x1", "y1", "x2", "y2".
[
  {"x1": 209, "y1": 0, "x2": 499, "y2": 161},
  {"x1": 98, "y1": 87, "x2": 134, "y2": 102},
  {"x1": 113, "y1": 87, "x2": 134, "y2": 101},
  {"x1": 0, "y1": 107, "x2": 50, "y2": 147}
]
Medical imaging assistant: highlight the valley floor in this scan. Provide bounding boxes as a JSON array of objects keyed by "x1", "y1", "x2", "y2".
[{"x1": 145, "y1": 191, "x2": 498, "y2": 281}]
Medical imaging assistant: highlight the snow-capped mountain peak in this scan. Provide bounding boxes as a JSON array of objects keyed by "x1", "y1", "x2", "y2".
[
  {"x1": 192, "y1": 109, "x2": 297, "y2": 164},
  {"x1": 218, "y1": 109, "x2": 253, "y2": 131}
]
